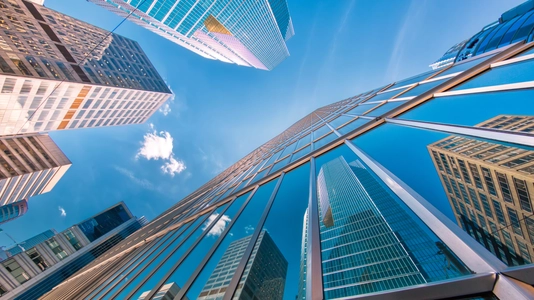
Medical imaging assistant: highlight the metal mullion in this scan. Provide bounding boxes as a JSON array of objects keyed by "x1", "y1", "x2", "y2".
[
  {"x1": 106, "y1": 210, "x2": 214, "y2": 299},
  {"x1": 493, "y1": 273, "x2": 534, "y2": 299},
  {"x1": 501, "y1": 264, "x2": 534, "y2": 285},
  {"x1": 72, "y1": 242, "x2": 156, "y2": 300},
  {"x1": 385, "y1": 118, "x2": 534, "y2": 147},
  {"x1": 315, "y1": 112, "x2": 341, "y2": 138},
  {"x1": 307, "y1": 157, "x2": 324, "y2": 300},
  {"x1": 223, "y1": 174, "x2": 285, "y2": 300},
  {"x1": 125, "y1": 198, "x2": 237, "y2": 299},
  {"x1": 434, "y1": 80, "x2": 534, "y2": 97},
  {"x1": 97, "y1": 221, "x2": 197, "y2": 299},
  {"x1": 344, "y1": 139, "x2": 505, "y2": 273},
  {"x1": 347, "y1": 273, "x2": 495, "y2": 300},
  {"x1": 59, "y1": 246, "x2": 143, "y2": 300},
  {"x1": 385, "y1": 41, "x2": 529, "y2": 120},
  {"x1": 174, "y1": 186, "x2": 259, "y2": 299}
]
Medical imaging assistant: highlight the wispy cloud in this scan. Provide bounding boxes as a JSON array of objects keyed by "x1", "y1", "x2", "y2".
[
  {"x1": 136, "y1": 124, "x2": 186, "y2": 176},
  {"x1": 384, "y1": 1, "x2": 426, "y2": 82},
  {"x1": 114, "y1": 166, "x2": 155, "y2": 190},
  {"x1": 58, "y1": 206, "x2": 66, "y2": 217},
  {"x1": 202, "y1": 213, "x2": 231, "y2": 237},
  {"x1": 198, "y1": 146, "x2": 225, "y2": 175},
  {"x1": 245, "y1": 225, "x2": 254, "y2": 234},
  {"x1": 159, "y1": 103, "x2": 171, "y2": 116}
]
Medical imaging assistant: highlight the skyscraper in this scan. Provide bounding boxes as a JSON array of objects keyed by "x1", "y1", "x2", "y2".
[
  {"x1": 0, "y1": 0, "x2": 172, "y2": 135},
  {"x1": 199, "y1": 231, "x2": 287, "y2": 300},
  {"x1": 429, "y1": 115, "x2": 534, "y2": 266},
  {"x1": 0, "y1": 133, "x2": 70, "y2": 207},
  {"x1": 39, "y1": 2, "x2": 534, "y2": 299},
  {"x1": 0, "y1": 201, "x2": 146, "y2": 300},
  {"x1": 89, "y1": 0, "x2": 294, "y2": 70},
  {"x1": 0, "y1": 199, "x2": 27, "y2": 225}
]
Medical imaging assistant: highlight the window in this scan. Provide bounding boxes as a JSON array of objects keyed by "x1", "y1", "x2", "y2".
[
  {"x1": 507, "y1": 208, "x2": 523, "y2": 237},
  {"x1": 469, "y1": 163, "x2": 484, "y2": 190},
  {"x1": 495, "y1": 172, "x2": 514, "y2": 204},
  {"x1": 45, "y1": 238, "x2": 68, "y2": 260},
  {"x1": 2, "y1": 258, "x2": 30, "y2": 284},
  {"x1": 63, "y1": 229, "x2": 83, "y2": 250},
  {"x1": 513, "y1": 178, "x2": 533, "y2": 212},
  {"x1": 457, "y1": 160, "x2": 471, "y2": 184},
  {"x1": 481, "y1": 167, "x2": 497, "y2": 196},
  {"x1": 26, "y1": 248, "x2": 48, "y2": 271},
  {"x1": 492, "y1": 200, "x2": 507, "y2": 226}
]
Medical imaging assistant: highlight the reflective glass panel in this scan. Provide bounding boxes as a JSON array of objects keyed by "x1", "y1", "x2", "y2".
[
  {"x1": 386, "y1": 70, "x2": 437, "y2": 90},
  {"x1": 438, "y1": 55, "x2": 492, "y2": 77},
  {"x1": 231, "y1": 163, "x2": 310, "y2": 299},
  {"x1": 184, "y1": 179, "x2": 280, "y2": 299},
  {"x1": 120, "y1": 205, "x2": 229, "y2": 299},
  {"x1": 314, "y1": 133, "x2": 337, "y2": 150},
  {"x1": 347, "y1": 104, "x2": 378, "y2": 116},
  {"x1": 353, "y1": 123, "x2": 534, "y2": 267},
  {"x1": 400, "y1": 90, "x2": 534, "y2": 127},
  {"x1": 315, "y1": 144, "x2": 471, "y2": 298},
  {"x1": 132, "y1": 192, "x2": 252, "y2": 299},
  {"x1": 367, "y1": 89, "x2": 405, "y2": 102},
  {"x1": 337, "y1": 118, "x2": 370, "y2": 135},
  {"x1": 401, "y1": 79, "x2": 446, "y2": 98},
  {"x1": 365, "y1": 101, "x2": 407, "y2": 117},
  {"x1": 329, "y1": 115, "x2": 353, "y2": 129},
  {"x1": 291, "y1": 145, "x2": 311, "y2": 163},
  {"x1": 453, "y1": 59, "x2": 534, "y2": 91},
  {"x1": 314, "y1": 125, "x2": 331, "y2": 140},
  {"x1": 297, "y1": 133, "x2": 311, "y2": 149},
  {"x1": 269, "y1": 156, "x2": 291, "y2": 175}
]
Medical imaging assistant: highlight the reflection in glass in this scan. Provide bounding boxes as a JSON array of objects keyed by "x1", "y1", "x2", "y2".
[
  {"x1": 233, "y1": 163, "x2": 309, "y2": 299},
  {"x1": 428, "y1": 115, "x2": 534, "y2": 266},
  {"x1": 314, "y1": 146, "x2": 469, "y2": 298}
]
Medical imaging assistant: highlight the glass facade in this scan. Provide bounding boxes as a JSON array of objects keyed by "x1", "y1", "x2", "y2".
[
  {"x1": 90, "y1": 0, "x2": 293, "y2": 70},
  {"x1": 41, "y1": 2, "x2": 534, "y2": 300},
  {"x1": 77, "y1": 203, "x2": 132, "y2": 242}
]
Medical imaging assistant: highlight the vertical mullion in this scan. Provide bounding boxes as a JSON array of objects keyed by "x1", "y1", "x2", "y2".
[
  {"x1": 174, "y1": 186, "x2": 259, "y2": 299},
  {"x1": 107, "y1": 210, "x2": 215, "y2": 299},
  {"x1": 307, "y1": 157, "x2": 324, "y2": 300},
  {"x1": 125, "y1": 197, "x2": 237, "y2": 299},
  {"x1": 344, "y1": 139, "x2": 505, "y2": 273},
  {"x1": 222, "y1": 173, "x2": 285, "y2": 300}
]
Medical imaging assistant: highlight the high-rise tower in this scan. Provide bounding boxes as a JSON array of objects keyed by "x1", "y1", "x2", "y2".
[
  {"x1": 0, "y1": 0, "x2": 172, "y2": 135},
  {"x1": 89, "y1": 0, "x2": 293, "y2": 70}
]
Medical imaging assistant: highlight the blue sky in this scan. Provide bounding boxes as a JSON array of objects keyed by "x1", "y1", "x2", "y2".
[{"x1": 0, "y1": 0, "x2": 523, "y2": 250}]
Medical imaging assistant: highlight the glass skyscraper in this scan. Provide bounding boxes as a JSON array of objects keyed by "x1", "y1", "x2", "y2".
[
  {"x1": 40, "y1": 1, "x2": 534, "y2": 299},
  {"x1": 0, "y1": 199, "x2": 27, "y2": 225},
  {"x1": 89, "y1": 0, "x2": 293, "y2": 70}
]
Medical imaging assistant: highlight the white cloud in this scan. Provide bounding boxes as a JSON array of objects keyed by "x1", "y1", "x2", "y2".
[
  {"x1": 202, "y1": 213, "x2": 231, "y2": 237},
  {"x1": 159, "y1": 103, "x2": 171, "y2": 116},
  {"x1": 161, "y1": 156, "x2": 186, "y2": 177},
  {"x1": 136, "y1": 130, "x2": 174, "y2": 160},
  {"x1": 136, "y1": 125, "x2": 186, "y2": 177},
  {"x1": 58, "y1": 206, "x2": 66, "y2": 217},
  {"x1": 245, "y1": 225, "x2": 254, "y2": 234},
  {"x1": 114, "y1": 166, "x2": 155, "y2": 190}
]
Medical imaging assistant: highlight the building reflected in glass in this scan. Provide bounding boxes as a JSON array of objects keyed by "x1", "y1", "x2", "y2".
[
  {"x1": 429, "y1": 115, "x2": 534, "y2": 266},
  {"x1": 199, "y1": 230, "x2": 287, "y2": 300},
  {"x1": 312, "y1": 156, "x2": 468, "y2": 298}
]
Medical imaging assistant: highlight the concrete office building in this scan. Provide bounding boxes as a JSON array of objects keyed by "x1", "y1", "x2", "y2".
[
  {"x1": 0, "y1": 133, "x2": 70, "y2": 207},
  {"x1": 0, "y1": 0, "x2": 172, "y2": 135},
  {"x1": 429, "y1": 115, "x2": 534, "y2": 266},
  {"x1": 89, "y1": 0, "x2": 293, "y2": 70},
  {"x1": 39, "y1": 1, "x2": 534, "y2": 299}
]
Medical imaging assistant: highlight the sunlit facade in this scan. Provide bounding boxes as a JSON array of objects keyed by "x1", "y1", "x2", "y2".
[
  {"x1": 429, "y1": 115, "x2": 534, "y2": 266},
  {"x1": 0, "y1": 0, "x2": 172, "y2": 135},
  {"x1": 40, "y1": 2, "x2": 534, "y2": 300},
  {"x1": 0, "y1": 133, "x2": 70, "y2": 207},
  {"x1": 89, "y1": 0, "x2": 293, "y2": 70},
  {"x1": 0, "y1": 202, "x2": 146, "y2": 300}
]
